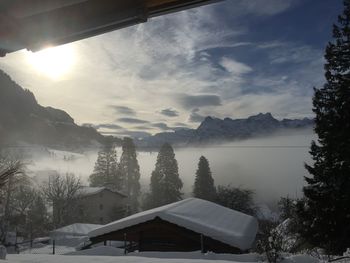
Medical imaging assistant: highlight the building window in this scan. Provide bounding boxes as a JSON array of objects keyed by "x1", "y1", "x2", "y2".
[
  {"x1": 99, "y1": 217, "x2": 104, "y2": 224},
  {"x1": 99, "y1": 204, "x2": 103, "y2": 210},
  {"x1": 99, "y1": 192, "x2": 103, "y2": 198}
]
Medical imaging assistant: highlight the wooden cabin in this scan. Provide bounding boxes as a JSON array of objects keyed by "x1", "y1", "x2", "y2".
[{"x1": 87, "y1": 198, "x2": 258, "y2": 253}]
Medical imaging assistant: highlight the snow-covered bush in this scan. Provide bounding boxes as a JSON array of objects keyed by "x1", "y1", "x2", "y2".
[{"x1": 255, "y1": 219, "x2": 303, "y2": 263}]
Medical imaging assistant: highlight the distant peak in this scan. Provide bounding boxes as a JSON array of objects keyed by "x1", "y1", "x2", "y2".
[
  {"x1": 248, "y1": 112, "x2": 275, "y2": 120},
  {"x1": 203, "y1": 116, "x2": 214, "y2": 122}
]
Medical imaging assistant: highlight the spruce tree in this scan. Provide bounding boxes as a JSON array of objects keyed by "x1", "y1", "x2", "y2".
[
  {"x1": 146, "y1": 143, "x2": 183, "y2": 209},
  {"x1": 296, "y1": 0, "x2": 350, "y2": 255},
  {"x1": 119, "y1": 138, "x2": 141, "y2": 214},
  {"x1": 193, "y1": 156, "x2": 216, "y2": 201},
  {"x1": 89, "y1": 142, "x2": 121, "y2": 190}
]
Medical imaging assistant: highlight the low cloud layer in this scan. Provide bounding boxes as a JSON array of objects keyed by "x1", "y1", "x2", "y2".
[
  {"x1": 160, "y1": 108, "x2": 179, "y2": 117},
  {"x1": 117, "y1": 118, "x2": 149, "y2": 124},
  {"x1": 110, "y1": 106, "x2": 136, "y2": 116},
  {"x1": 178, "y1": 94, "x2": 222, "y2": 109}
]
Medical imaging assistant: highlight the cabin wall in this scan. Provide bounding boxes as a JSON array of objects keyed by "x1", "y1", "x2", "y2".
[{"x1": 89, "y1": 217, "x2": 241, "y2": 253}]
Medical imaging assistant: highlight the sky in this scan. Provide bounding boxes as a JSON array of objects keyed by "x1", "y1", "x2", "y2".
[{"x1": 0, "y1": 0, "x2": 344, "y2": 138}]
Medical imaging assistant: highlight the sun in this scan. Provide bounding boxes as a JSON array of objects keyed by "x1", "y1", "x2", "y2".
[{"x1": 27, "y1": 45, "x2": 76, "y2": 79}]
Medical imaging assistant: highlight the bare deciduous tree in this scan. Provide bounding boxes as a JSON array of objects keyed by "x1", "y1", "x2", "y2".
[
  {"x1": 0, "y1": 158, "x2": 24, "y2": 244},
  {"x1": 41, "y1": 173, "x2": 82, "y2": 228},
  {"x1": 0, "y1": 159, "x2": 23, "y2": 189}
]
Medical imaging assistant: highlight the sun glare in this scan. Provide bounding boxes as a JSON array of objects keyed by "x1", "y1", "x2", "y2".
[{"x1": 27, "y1": 45, "x2": 75, "y2": 79}]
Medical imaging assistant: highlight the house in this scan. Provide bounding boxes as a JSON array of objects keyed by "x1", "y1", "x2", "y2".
[
  {"x1": 86, "y1": 198, "x2": 258, "y2": 253},
  {"x1": 77, "y1": 187, "x2": 127, "y2": 224}
]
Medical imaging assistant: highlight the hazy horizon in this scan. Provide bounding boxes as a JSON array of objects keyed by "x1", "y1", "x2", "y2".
[{"x1": 22, "y1": 128, "x2": 314, "y2": 206}]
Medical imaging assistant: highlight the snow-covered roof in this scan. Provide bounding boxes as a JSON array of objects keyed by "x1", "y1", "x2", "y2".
[
  {"x1": 79, "y1": 187, "x2": 127, "y2": 198},
  {"x1": 51, "y1": 223, "x2": 102, "y2": 237},
  {"x1": 89, "y1": 198, "x2": 258, "y2": 250}
]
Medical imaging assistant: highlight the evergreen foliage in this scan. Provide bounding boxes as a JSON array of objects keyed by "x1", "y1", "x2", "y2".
[
  {"x1": 296, "y1": 0, "x2": 350, "y2": 254},
  {"x1": 215, "y1": 185, "x2": 256, "y2": 216},
  {"x1": 193, "y1": 156, "x2": 216, "y2": 201},
  {"x1": 278, "y1": 196, "x2": 297, "y2": 222},
  {"x1": 119, "y1": 138, "x2": 141, "y2": 214},
  {"x1": 144, "y1": 143, "x2": 183, "y2": 209},
  {"x1": 89, "y1": 141, "x2": 121, "y2": 190}
]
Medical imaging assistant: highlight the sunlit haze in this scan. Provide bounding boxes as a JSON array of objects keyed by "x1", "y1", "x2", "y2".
[{"x1": 26, "y1": 45, "x2": 76, "y2": 80}]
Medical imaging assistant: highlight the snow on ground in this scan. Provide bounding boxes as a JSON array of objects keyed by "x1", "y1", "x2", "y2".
[
  {"x1": 19, "y1": 245, "x2": 75, "y2": 255},
  {"x1": 65, "y1": 246, "x2": 125, "y2": 256},
  {"x1": 5, "y1": 254, "x2": 250, "y2": 263},
  {"x1": 3, "y1": 253, "x2": 320, "y2": 263},
  {"x1": 65, "y1": 247, "x2": 258, "y2": 261}
]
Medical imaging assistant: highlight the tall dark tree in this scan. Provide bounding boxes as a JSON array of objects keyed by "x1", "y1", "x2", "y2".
[
  {"x1": 193, "y1": 156, "x2": 216, "y2": 201},
  {"x1": 89, "y1": 141, "x2": 121, "y2": 190},
  {"x1": 119, "y1": 138, "x2": 141, "y2": 214},
  {"x1": 297, "y1": 0, "x2": 350, "y2": 255},
  {"x1": 144, "y1": 143, "x2": 183, "y2": 209}
]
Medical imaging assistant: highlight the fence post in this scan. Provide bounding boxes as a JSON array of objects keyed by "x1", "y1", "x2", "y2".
[
  {"x1": 124, "y1": 233, "x2": 127, "y2": 255},
  {"x1": 52, "y1": 239, "x2": 55, "y2": 255},
  {"x1": 200, "y1": 234, "x2": 204, "y2": 254}
]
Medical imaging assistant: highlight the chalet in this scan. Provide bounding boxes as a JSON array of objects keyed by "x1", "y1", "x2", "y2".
[
  {"x1": 87, "y1": 198, "x2": 258, "y2": 253},
  {"x1": 77, "y1": 187, "x2": 127, "y2": 224}
]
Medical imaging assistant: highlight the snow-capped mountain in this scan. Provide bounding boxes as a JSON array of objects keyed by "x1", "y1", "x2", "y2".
[{"x1": 137, "y1": 113, "x2": 314, "y2": 148}]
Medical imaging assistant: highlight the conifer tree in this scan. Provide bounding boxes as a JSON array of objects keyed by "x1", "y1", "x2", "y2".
[
  {"x1": 145, "y1": 143, "x2": 183, "y2": 209},
  {"x1": 119, "y1": 138, "x2": 141, "y2": 214},
  {"x1": 296, "y1": 0, "x2": 350, "y2": 254},
  {"x1": 193, "y1": 156, "x2": 216, "y2": 201},
  {"x1": 89, "y1": 141, "x2": 120, "y2": 190}
]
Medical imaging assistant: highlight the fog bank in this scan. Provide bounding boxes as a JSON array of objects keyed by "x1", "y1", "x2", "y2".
[{"x1": 25, "y1": 129, "x2": 315, "y2": 204}]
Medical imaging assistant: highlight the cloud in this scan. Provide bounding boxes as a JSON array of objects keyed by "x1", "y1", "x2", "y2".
[
  {"x1": 96, "y1": 123, "x2": 123, "y2": 130},
  {"x1": 178, "y1": 94, "x2": 222, "y2": 109},
  {"x1": 0, "y1": 0, "x2": 323, "y2": 130},
  {"x1": 189, "y1": 108, "x2": 206, "y2": 123},
  {"x1": 220, "y1": 57, "x2": 253, "y2": 75},
  {"x1": 152, "y1": 122, "x2": 170, "y2": 130},
  {"x1": 101, "y1": 130, "x2": 151, "y2": 139},
  {"x1": 233, "y1": 0, "x2": 295, "y2": 16},
  {"x1": 116, "y1": 118, "x2": 149, "y2": 124},
  {"x1": 160, "y1": 108, "x2": 179, "y2": 117},
  {"x1": 110, "y1": 106, "x2": 136, "y2": 115}
]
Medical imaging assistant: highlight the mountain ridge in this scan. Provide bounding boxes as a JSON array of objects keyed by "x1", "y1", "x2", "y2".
[
  {"x1": 137, "y1": 113, "x2": 314, "y2": 148},
  {"x1": 0, "y1": 69, "x2": 106, "y2": 150}
]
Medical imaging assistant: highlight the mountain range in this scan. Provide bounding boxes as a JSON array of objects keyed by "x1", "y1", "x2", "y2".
[
  {"x1": 0, "y1": 69, "x2": 106, "y2": 150},
  {"x1": 137, "y1": 113, "x2": 314, "y2": 148},
  {"x1": 0, "y1": 69, "x2": 313, "y2": 150}
]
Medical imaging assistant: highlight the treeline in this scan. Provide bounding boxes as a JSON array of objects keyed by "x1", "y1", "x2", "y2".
[{"x1": 88, "y1": 139, "x2": 257, "y2": 216}]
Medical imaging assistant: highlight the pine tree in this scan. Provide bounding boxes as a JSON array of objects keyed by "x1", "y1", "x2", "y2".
[
  {"x1": 296, "y1": 0, "x2": 350, "y2": 255},
  {"x1": 145, "y1": 143, "x2": 183, "y2": 209},
  {"x1": 193, "y1": 156, "x2": 216, "y2": 201},
  {"x1": 89, "y1": 142, "x2": 121, "y2": 190},
  {"x1": 119, "y1": 138, "x2": 141, "y2": 214}
]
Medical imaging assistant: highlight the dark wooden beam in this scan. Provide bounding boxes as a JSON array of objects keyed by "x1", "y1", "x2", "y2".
[{"x1": 0, "y1": 0, "x2": 223, "y2": 56}]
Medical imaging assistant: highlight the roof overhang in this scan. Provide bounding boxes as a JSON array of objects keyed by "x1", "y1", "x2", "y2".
[{"x1": 0, "y1": 0, "x2": 222, "y2": 57}]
